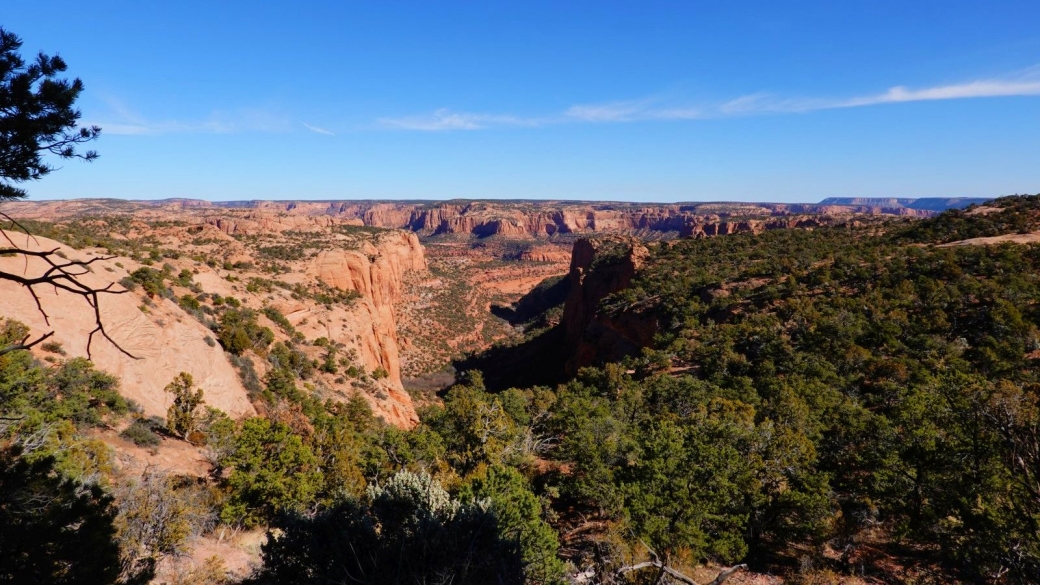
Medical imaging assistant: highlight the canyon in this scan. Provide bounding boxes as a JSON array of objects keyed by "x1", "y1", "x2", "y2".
[
  {"x1": 0, "y1": 196, "x2": 987, "y2": 430},
  {"x1": 0, "y1": 195, "x2": 1009, "y2": 583}
]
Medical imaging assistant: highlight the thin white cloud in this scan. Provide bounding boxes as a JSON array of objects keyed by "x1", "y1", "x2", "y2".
[
  {"x1": 565, "y1": 99, "x2": 706, "y2": 122},
  {"x1": 719, "y1": 76, "x2": 1040, "y2": 115},
  {"x1": 841, "y1": 78, "x2": 1040, "y2": 107},
  {"x1": 564, "y1": 100, "x2": 653, "y2": 122},
  {"x1": 648, "y1": 106, "x2": 707, "y2": 120},
  {"x1": 378, "y1": 101, "x2": 705, "y2": 129},
  {"x1": 303, "y1": 122, "x2": 335, "y2": 136},
  {"x1": 85, "y1": 95, "x2": 293, "y2": 135},
  {"x1": 377, "y1": 108, "x2": 544, "y2": 131},
  {"x1": 380, "y1": 68, "x2": 1040, "y2": 130}
]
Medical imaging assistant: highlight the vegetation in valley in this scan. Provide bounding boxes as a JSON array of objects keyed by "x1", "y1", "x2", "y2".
[{"x1": 397, "y1": 252, "x2": 521, "y2": 379}]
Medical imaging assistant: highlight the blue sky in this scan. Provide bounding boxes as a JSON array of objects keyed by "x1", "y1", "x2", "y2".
[{"x1": 5, "y1": 1, "x2": 1040, "y2": 202}]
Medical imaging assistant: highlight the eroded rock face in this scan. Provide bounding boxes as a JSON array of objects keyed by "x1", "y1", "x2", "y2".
[
  {"x1": 317, "y1": 201, "x2": 933, "y2": 238},
  {"x1": 515, "y1": 245, "x2": 573, "y2": 263},
  {"x1": 203, "y1": 214, "x2": 335, "y2": 236},
  {"x1": 1, "y1": 198, "x2": 941, "y2": 241},
  {"x1": 306, "y1": 232, "x2": 427, "y2": 426},
  {"x1": 308, "y1": 232, "x2": 426, "y2": 309},
  {"x1": 561, "y1": 237, "x2": 656, "y2": 376},
  {"x1": 0, "y1": 232, "x2": 255, "y2": 420}
]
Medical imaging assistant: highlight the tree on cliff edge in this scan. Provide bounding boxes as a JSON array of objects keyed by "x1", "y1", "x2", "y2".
[{"x1": 0, "y1": 27, "x2": 130, "y2": 358}]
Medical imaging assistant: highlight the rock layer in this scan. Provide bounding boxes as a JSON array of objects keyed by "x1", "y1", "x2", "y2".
[
  {"x1": 307, "y1": 232, "x2": 427, "y2": 393},
  {"x1": 0, "y1": 199, "x2": 942, "y2": 241}
]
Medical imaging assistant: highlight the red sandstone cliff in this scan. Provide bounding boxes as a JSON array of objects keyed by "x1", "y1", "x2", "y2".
[
  {"x1": 303, "y1": 232, "x2": 427, "y2": 426},
  {"x1": 561, "y1": 237, "x2": 658, "y2": 376},
  {"x1": 2, "y1": 199, "x2": 937, "y2": 241},
  {"x1": 250, "y1": 200, "x2": 926, "y2": 239}
]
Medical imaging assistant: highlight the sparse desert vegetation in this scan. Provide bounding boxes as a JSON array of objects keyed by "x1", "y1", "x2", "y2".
[{"x1": 2, "y1": 9, "x2": 1038, "y2": 582}]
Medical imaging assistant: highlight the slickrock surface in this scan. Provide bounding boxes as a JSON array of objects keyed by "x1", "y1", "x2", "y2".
[{"x1": 0, "y1": 231, "x2": 255, "y2": 419}]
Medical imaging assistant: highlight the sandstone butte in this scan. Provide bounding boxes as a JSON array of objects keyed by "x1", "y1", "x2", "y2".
[
  {"x1": 0, "y1": 228, "x2": 428, "y2": 429},
  {"x1": 561, "y1": 237, "x2": 654, "y2": 377}
]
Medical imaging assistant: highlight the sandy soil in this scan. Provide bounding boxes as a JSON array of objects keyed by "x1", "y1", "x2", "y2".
[{"x1": 940, "y1": 230, "x2": 1040, "y2": 246}]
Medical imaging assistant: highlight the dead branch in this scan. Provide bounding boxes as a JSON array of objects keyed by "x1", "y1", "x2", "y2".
[
  {"x1": 706, "y1": 565, "x2": 749, "y2": 585},
  {"x1": 603, "y1": 541, "x2": 749, "y2": 585},
  {"x1": 562, "y1": 520, "x2": 611, "y2": 542},
  {"x1": 0, "y1": 330, "x2": 53, "y2": 356},
  {"x1": 0, "y1": 228, "x2": 137, "y2": 359},
  {"x1": 612, "y1": 561, "x2": 748, "y2": 585},
  {"x1": 0, "y1": 210, "x2": 39, "y2": 249}
]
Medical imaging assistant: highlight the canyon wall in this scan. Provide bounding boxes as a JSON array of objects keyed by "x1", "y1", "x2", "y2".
[
  {"x1": 0, "y1": 223, "x2": 428, "y2": 428},
  {"x1": 202, "y1": 213, "x2": 338, "y2": 236},
  {"x1": 561, "y1": 237, "x2": 658, "y2": 376},
  {"x1": 307, "y1": 231, "x2": 427, "y2": 390},
  {"x1": 1, "y1": 197, "x2": 965, "y2": 242},
  {"x1": 254, "y1": 230, "x2": 427, "y2": 427},
  {"x1": 217, "y1": 200, "x2": 931, "y2": 239}
]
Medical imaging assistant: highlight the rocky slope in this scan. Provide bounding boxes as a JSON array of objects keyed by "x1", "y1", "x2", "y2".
[
  {"x1": 0, "y1": 231, "x2": 256, "y2": 419},
  {"x1": 304, "y1": 232, "x2": 427, "y2": 393},
  {"x1": 0, "y1": 217, "x2": 429, "y2": 427},
  {"x1": 182, "y1": 226, "x2": 428, "y2": 427}
]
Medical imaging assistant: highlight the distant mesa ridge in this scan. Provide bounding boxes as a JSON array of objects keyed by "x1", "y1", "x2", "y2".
[
  {"x1": 818, "y1": 197, "x2": 992, "y2": 211},
  {"x1": 135, "y1": 196, "x2": 991, "y2": 215},
  {"x1": 6, "y1": 196, "x2": 995, "y2": 240}
]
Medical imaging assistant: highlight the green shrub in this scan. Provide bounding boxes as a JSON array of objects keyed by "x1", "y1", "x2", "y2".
[
  {"x1": 120, "y1": 420, "x2": 161, "y2": 447},
  {"x1": 129, "y1": 267, "x2": 168, "y2": 298},
  {"x1": 217, "y1": 309, "x2": 274, "y2": 355},
  {"x1": 179, "y1": 295, "x2": 201, "y2": 311},
  {"x1": 262, "y1": 306, "x2": 296, "y2": 336},
  {"x1": 166, "y1": 372, "x2": 205, "y2": 439},
  {"x1": 255, "y1": 471, "x2": 524, "y2": 584},
  {"x1": 219, "y1": 418, "x2": 322, "y2": 527}
]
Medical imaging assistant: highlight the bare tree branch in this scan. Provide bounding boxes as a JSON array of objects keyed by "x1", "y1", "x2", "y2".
[
  {"x1": 0, "y1": 229, "x2": 137, "y2": 359},
  {"x1": 0, "y1": 330, "x2": 53, "y2": 356},
  {"x1": 613, "y1": 561, "x2": 747, "y2": 585},
  {"x1": 607, "y1": 540, "x2": 748, "y2": 585},
  {"x1": 0, "y1": 210, "x2": 40, "y2": 248},
  {"x1": 706, "y1": 565, "x2": 749, "y2": 585}
]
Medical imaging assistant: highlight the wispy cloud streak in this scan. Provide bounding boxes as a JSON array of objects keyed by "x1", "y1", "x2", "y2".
[
  {"x1": 720, "y1": 77, "x2": 1040, "y2": 115},
  {"x1": 378, "y1": 69, "x2": 1040, "y2": 130},
  {"x1": 85, "y1": 95, "x2": 298, "y2": 136},
  {"x1": 376, "y1": 108, "x2": 543, "y2": 131},
  {"x1": 564, "y1": 98, "x2": 706, "y2": 122},
  {"x1": 303, "y1": 122, "x2": 335, "y2": 135}
]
